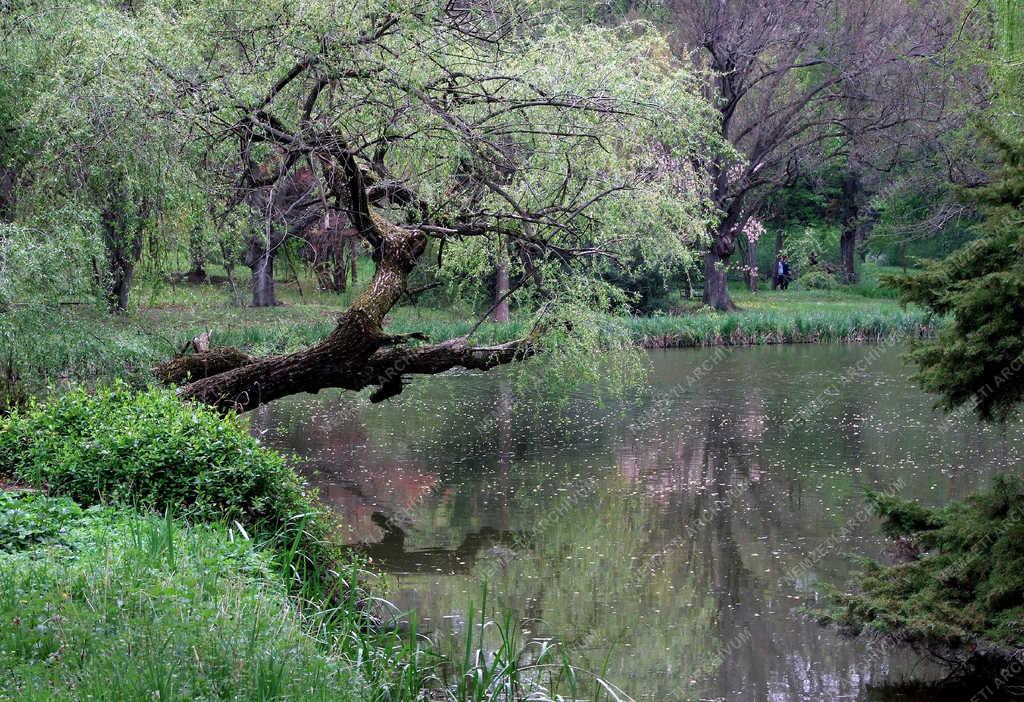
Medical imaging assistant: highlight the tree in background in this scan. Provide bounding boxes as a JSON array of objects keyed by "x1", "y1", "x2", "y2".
[
  {"x1": 0, "y1": 3, "x2": 193, "y2": 313},
  {"x1": 664, "y1": 0, "x2": 961, "y2": 306},
  {"x1": 820, "y1": 133, "x2": 1024, "y2": 677},
  {"x1": 886, "y1": 0, "x2": 1024, "y2": 421}
]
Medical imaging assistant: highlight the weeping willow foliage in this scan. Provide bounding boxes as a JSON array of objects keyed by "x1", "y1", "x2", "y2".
[
  {"x1": 991, "y1": 0, "x2": 1024, "y2": 133},
  {"x1": 2, "y1": 0, "x2": 725, "y2": 402},
  {"x1": 0, "y1": 2, "x2": 201, "y2": 400}
]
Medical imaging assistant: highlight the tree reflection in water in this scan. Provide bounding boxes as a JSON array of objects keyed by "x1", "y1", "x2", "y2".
[{"x1": 253, "y1": 346, "x2": 1023, "y2": 701}]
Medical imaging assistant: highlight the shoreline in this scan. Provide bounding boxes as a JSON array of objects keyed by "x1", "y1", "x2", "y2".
[{"x1": 636, "y1": 327, "x2": 929, "y2": 349}]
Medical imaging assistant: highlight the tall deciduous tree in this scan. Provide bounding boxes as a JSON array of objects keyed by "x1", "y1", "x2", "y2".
[{"x1": 665, "y1": 0, "x2": 960, "y2": 306}]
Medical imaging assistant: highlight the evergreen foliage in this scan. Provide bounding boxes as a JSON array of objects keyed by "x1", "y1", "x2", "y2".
[
  {"x1": 821, "y1": 476, "x2": 1024, "y2": 654},
  {"x1": 886, "y1": 131, "x2": 1024, "y2": 421}
]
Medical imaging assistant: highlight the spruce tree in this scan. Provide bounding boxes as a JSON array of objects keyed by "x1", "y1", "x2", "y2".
[{"x1": 887, "y1": 130, "x2": 1024, "y2": 421}]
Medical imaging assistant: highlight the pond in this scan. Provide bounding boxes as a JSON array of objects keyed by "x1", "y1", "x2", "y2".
[{"x1": 250, "y1": 344, "x2": 1023, "y2": 701}]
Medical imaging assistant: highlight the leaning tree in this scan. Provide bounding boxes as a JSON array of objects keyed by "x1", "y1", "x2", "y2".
[{"x1": 154, "y1": 1, "x2": 719, "y2": 411}]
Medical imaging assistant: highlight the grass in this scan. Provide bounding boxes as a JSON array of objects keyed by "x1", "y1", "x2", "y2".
[
  {"x1": 632, "y1": 282, "x2": 926, "y2": 348},
  {"x1": 0, "y1": 494, "x2": 427, "y2": 702},
  {"x1": 0, "y1": 390, "x2": 624, "y2": 701},
  {"x1": 0, "y1": 493, "x2": 625, "y2": 702},
  {"x1": 123, "y1": 262, "x2": 926, "y2": 358}
]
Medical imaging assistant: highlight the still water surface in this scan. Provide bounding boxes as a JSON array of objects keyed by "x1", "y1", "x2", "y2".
[{"x1": 251, "y1": 344, "x2": 1023, "y2": 701}]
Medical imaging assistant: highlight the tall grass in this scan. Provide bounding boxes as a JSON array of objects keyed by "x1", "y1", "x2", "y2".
[
  {"x1": 0, "y1": 492, "x2": 628, "y2": 702},
  {"x1": 425, "y1": 581, "x2": 632, "y2": 702},
  {"x1": 630, "y1": 305, "x2": 926, "y2": 348},
  {"x1": 0, "y1": 504, "x2": 379, "y2": 701}
]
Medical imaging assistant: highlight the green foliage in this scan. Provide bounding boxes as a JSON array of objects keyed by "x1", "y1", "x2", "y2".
[
  {"x1": 765, "y1": 168, "x2": 845, "y2": 231},
  {"x1": 0, "y1": 492, "x2": 84, "y2": 552},
  {"x1": 0, "y1": 224, "x2": 169, "y2": 403},
  {"x1": 885, "y1": 130, "x2": 1024, "y2": 421},
  {"x1": 990, "y1": 0, "x2": 1024, "y2": 136},
  {"x1": 0, "y1": 501, "x2": 430, "y2": 702},
  {"x1": 780, "y1": 226, "x2": 836, "y2": 267},
  {"x1": 0, "y1": 1, "x2": 204, "y2": 396},
  {"x1": 868, "y1": 174, "x2": 981, "y2": 265},
  {"x1": 0, "y1": 384, "x2": 333, "y2": 563},
  {"x1": 820, "y1": 476, "x2": 1024, "y2": 651},
  {"x1": 794, "y1": 269, "x2": 837, "y2": 291},
  {"x1": 865, "y1": 490, "x2": 941, "y2": 539}
]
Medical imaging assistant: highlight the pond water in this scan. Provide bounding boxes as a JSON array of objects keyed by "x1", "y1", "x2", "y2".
[{"x1": 250, "y1": 344, "x2": 1024, "y2": 701}]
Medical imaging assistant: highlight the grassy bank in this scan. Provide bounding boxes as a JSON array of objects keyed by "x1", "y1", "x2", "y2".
[
  {"x1": 0, "y1": 388, "x2": 613, "y2": 701},
  {"x1": 628, "y1": 286, "x2": 927, "y2": 348},
  {"x1": 132, "y1": 263, "x2": 926, "y2": 354},
  {"x1": 0, "y1": 493, "x2": 424, "y2": 702}
]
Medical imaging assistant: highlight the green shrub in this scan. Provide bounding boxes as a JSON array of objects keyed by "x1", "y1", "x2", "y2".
[
  {"x1": 0, "y1": 384, "x2": 334, "y2": 567},
  {"x1": 819, "y1": 476, "x2": 1024, "y2": 652},
  {"x1": 794, "y1": 269, "x2": 837, "y2": 290}
]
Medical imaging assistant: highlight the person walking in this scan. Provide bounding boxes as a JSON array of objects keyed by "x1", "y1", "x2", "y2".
[{"x1": 780, "y1": 256, "x2": 791, "y2": 290}]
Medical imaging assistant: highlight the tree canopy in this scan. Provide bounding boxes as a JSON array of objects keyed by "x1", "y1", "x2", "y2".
[{"x1": 2, "y1": 0, "x2": 727, "y2": 409}]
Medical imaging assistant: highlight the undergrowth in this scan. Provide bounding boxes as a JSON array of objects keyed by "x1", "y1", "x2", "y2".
[{"x1": 0, "y1": 389, "x2": 625, "y2": 701}]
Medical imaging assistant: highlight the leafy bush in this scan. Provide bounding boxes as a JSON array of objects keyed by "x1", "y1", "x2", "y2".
[
  {"x1": 0, "y1": 384, "x2": 334, "y2": 565},
  {"x1": 794, "y1": 269, "x2": 837, "y2": 290}
]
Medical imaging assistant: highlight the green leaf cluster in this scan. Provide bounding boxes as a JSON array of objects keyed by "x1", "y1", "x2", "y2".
[{"x1": 0, "y1": 383, "x2": 334, "y2": 562}]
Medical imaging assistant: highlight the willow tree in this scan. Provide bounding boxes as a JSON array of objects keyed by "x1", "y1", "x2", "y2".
[
  {"x1": 153, "y1": 1, "x2": 718, "y2": 411},
  {"x1": 0, "y1": 1, "x2": 192, "y2": 314},
  {"x1": 0, "y1": 1, "x2": 204, "y2": 407}
]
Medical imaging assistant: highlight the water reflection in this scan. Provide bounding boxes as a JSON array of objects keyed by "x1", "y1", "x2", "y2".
[{"x1": 251, "y1": 345, "x2": 1024, "y2": 701}]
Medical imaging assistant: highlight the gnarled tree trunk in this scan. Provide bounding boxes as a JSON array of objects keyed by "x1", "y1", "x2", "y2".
[
  {"x1": 703, "y1": 226, "x2": 737, "y2": 311},
  {"x1": 107, "y1": 240, "x2": 141, "y2": 313},
  {"x1": 0, "y1": 165, "x2": 16, "y2": 223},
  {"x1": 348, "y1": 237, "x2": 359, "y2": 283},
  {"x1": 99, "y1": 190, "x2": 147, "y2": 314},
  {"x1": 746, "y1": 239, "x2": 758, "y2": 293},
  {"x1": 840, "y1": 226, "x2": 857, "y2": 284},
  {"x1": 174, "y1": 151, "x2": 533, "y2": 413}
]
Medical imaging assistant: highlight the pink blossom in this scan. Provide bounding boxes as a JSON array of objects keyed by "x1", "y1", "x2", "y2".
[{"x1": 742, "y1": 217, "x2": 765, "y2": 244}]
